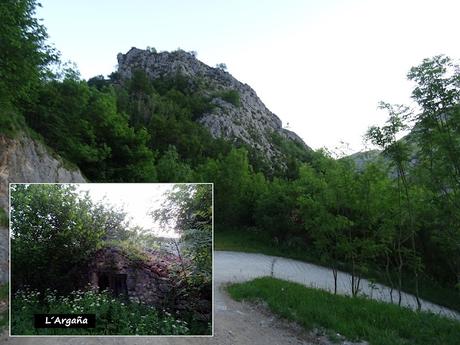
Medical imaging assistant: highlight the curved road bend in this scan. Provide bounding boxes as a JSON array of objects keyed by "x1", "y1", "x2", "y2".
[{"x1": 3, "y1": 251, "x2": 459, "y2": 345}]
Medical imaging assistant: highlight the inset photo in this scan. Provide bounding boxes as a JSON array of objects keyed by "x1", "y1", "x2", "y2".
[{"x1": 9, "y1": 183, "x2": 213, "y2": 336}]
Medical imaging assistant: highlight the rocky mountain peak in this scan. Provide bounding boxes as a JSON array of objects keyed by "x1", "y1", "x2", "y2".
[{"x1": 117, "y1": 47, "x2": 310, "y2": 162}]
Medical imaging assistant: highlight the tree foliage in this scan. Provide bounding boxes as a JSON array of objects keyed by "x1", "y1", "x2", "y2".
[
  {"x1": 152, "y1": 184, "x2": 212, "y2": 274},
  {"x1": 0, "y1": 0, "x2": 57, "y2": 133},
  {"x1": 10, "y1": 184, "x2": 111, "y2": 292},
  {"x1": 25, "y1": 78, "x2": 157, "y2": 181}
]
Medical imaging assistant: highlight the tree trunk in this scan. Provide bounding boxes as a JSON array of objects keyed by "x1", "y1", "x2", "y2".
[
  {"x1": 333, "y1": 267, "x2": 338, "y2": 295},
  {"x1": 385, "y1": 252, "x2": 394, "y2": 304},
  {"x1": 397, "y1": 247, "x2": 403, "y2": 306}
]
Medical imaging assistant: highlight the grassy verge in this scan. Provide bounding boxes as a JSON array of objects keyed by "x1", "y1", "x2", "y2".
[
  {"x1": 215, "y1": 228, "x2": 318, "y2": 261},
  {"x1": 215, "y1": 228, "x2": 460, "y2": 312},
  {"x1": 227, "y1": 277, "x2": 460, "y2": 345}
]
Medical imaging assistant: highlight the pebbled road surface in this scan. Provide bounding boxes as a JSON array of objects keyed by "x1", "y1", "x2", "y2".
[{"x1": 1, "y1": 251, "x2": 458, "y2": 344}]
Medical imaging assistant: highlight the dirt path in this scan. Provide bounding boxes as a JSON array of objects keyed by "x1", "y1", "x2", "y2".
[{"x1": 1, "y1": 251, "x2": 458, "y2": 344}]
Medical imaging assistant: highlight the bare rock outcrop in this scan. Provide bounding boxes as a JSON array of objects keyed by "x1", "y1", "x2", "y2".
[
  {"x1": 117, "y1": 47, "x2": 311, "y2": 161},
  {"x1": 0, "y1": 133, "x2": 86, "y2": 211}
]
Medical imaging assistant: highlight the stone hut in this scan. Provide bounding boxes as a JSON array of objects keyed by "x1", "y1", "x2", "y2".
[{"x1": 86, "y1": 247, "x2": 177, "y2": 307}]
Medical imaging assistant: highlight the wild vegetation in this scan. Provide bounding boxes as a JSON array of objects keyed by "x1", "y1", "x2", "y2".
[
  {"x1": 1, "y1": 0, "x2": 460, "y2": 329},
  {"x1": 12, "y1": 288, "x2": 189, "y2": 335}
]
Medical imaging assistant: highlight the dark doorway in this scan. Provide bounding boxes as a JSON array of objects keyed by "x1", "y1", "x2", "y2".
[
  {"x1": 98, "y1": 273, "x2": 128, "y2": 299},
  {"x1": 99, "y1": 273, "x2": 109, "y2": 292},
  {"x1": 111, "y1": 274, "x2": 128, "y2": 298}
]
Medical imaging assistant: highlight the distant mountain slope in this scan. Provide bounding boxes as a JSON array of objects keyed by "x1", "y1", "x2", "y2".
[
  {"x1": 117, "y1": 48, "x2": 311, "y2": 162},
  {"x1": 347, "y1": 149, "x2": 383, "y2": 170},
  {"x1": 346, "y1": 132, "x2": 419, "y2": 172}
]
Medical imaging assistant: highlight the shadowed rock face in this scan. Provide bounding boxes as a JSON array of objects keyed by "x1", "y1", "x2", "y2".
[
  {"x1": 117, "y1": 47, "x2": 311, "y2": 162},
  {"x1": 0, "y1": 133, "x2": 87, "y2": 284}
]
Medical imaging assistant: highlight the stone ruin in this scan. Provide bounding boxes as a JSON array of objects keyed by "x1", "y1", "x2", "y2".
[
  {"x1": 86, "y1": 247, "x2": 177, "y2": 308},
  {"x1": 80, "y1": 246, "x2": 211, "y2": 322}
]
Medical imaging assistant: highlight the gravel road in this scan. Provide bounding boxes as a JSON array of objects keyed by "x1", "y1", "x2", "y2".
[
  {"x1": 1, "y1": 251, "x2": 458, "y2": 344},
  {"x1": 215, "y1": 251, "x2": 460, "y2": 319}
]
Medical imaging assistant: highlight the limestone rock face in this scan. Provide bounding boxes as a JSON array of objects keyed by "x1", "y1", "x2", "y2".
[
  {"x1": 0, "y1": 133, "x2": 86, "y2": 284},
  {"x1": 117, "y1": 47, "x2": 311, "y2": 161},
  {"x1": 0, "y1": 133, "x2": 86, "y2": 211}
]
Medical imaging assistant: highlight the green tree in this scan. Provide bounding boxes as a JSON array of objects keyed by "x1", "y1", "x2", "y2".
[
  {"x1": 10, "y1": 184, "x2": 108, "y2": 293},
  {"x1": 407, "y1": 56, "x2": 460, "y2": 288},
  {"x1": 152, "y1": 184, "x2": 212, "y2": 307},
  {"x1": 25, "y1": 78, "x2": 157, "y2": 182},
  {"x1": 0, "y1": 0, "x2": 58, "y2": 132},
  {"x1": 156, "y1": 146, "x2": 194, "y2": 182},
  {"x1": 255, "y1": 178, "x2": 302, "y2": 244},
  {"x1": 196, "y1": 148, "x2": 252, "y2": 228},
  {"x1": 215, "y1": 63, "x2": 227, "y2": 71},
  {"x1": 366, "y1": 102, "x2": 422, "y2": 308}
]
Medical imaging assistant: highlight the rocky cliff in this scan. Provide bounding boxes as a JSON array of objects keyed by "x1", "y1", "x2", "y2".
[
  {"x1": 117, "y1": 48, "x2": 310, "y2": 161},
  {"x1": 0, "y1": 133, "x2": 86, "y2": 284},
  {"x1": 0, "y1": 229, "x2": 6, "y2": 284}
]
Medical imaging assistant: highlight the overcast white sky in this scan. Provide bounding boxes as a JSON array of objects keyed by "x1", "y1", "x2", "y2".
[
  {"x1": 38, "y1": 0, "x2": 460, "y2": 154},
  {"x1": 76, "y1": 183, "x2": 176, "y2": 237}
]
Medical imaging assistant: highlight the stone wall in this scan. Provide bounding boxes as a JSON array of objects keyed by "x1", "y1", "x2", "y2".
[{"x1": 87, "y1": 247, "x2": 175, "y2": 308}]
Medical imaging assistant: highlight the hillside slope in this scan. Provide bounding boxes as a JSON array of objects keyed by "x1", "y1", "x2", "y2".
[{"x1": 117, "y1": 48, "x2": 310, "y2": 162}]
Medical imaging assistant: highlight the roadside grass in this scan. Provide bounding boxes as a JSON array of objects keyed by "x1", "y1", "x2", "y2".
[
  {"x1": 215, "y1": 228, "x2": 460, "y2": 312},
  {"x1": 227, "y1": 277, "x2": 460, "y2": 345}
]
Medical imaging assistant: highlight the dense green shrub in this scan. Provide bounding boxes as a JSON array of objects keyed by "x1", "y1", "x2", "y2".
[{"x1": 215, "y1": 89, "x2": 240, "y2": 107}]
